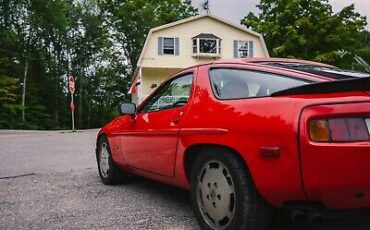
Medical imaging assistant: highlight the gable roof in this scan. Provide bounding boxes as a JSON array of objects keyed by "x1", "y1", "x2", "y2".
[
  {"x1": 134, "y1": 14, "x2": 270, "y2": 76},
  {"x1": 150, "y1": 14, "x2": 262, "y2": 37}
]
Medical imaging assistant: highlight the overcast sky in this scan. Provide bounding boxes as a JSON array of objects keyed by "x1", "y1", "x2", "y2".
[{"x1": 191, "y1": 0, "x2": 370, "y2": 29}]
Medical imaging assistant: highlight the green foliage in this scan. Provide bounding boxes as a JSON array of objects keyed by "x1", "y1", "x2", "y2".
[
  {"x1": 357, "y1": 31, "x2": 370, "y2": 65},
  {"x1": 102, "y1": 0, "x2": 198, "y2": 71},
  {"x1": 0, "y1": 76, "x2": 22, "y2": 128},
  {"x1": 242, "y1": 0, "x2": 368, "y2": 68},
  {"x1": 0, "y1": 0, "x2": 198, "y2": 130}
]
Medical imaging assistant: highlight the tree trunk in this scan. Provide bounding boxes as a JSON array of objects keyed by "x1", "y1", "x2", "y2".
[
  {"x1": 21, "y1": 57, "x2": 28, "y2": 126},
  {"x1": 54, "y1": 40, "x2": 60, "y2": 126},
  {"x1": 78, "y1": 66, "x2": 84, "y2": 129},
  {"x1": 21, "y1": 26, "x2": 33, "y2": 127},
  {"x1": 87, "y1": 98, "x2": 91, "y2": 129},
  {"x1": 3, "y1": 0, "x2": 10, "y2": 27}
]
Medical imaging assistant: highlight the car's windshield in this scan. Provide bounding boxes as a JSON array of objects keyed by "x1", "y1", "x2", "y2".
[{"x1": 259, "y1": 62, "x2": 370, "y2": 80}]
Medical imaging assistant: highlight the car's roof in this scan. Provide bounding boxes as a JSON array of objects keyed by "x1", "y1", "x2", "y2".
[
  {"x1": 245, "y1": 58, "x2": 370, "y2": 80},
  {"x1": 180, "y1": 58, "x2": 368, "y2": 81},
  {"x1": 181, "y1": 58, "x2": 333, "y2": 72},
  {"x1": 179, "y1": 58, "x2": 333, "y2": 82},
  {"x1": 215, "y1": 57, "x2": 335, "y2": 68}
]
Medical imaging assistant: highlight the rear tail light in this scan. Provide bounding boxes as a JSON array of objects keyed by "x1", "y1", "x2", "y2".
[
  {"x1": 328, "y1": 119, "x2": 350, "y2": 141},
  {"x1": 309, "y1": 118, "x2": 370, "y2": 142},
  {"x1": 309, "y1": 120, "x2": 330, "y2": 142},
  {"x1": 347, "y1": 118, "x2": 369, "y2": 141}
]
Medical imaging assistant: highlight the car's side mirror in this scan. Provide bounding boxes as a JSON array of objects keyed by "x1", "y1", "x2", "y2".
[{"x1": 119, "y1": 103, "x2": 136, "y2": 115}]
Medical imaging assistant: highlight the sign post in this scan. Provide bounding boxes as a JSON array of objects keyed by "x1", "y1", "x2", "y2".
[{"x1": 69, "y1": 76, "x2": 75, "y2": 131}]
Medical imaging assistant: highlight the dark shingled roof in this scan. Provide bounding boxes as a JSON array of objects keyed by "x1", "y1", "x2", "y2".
[{"x1": 192, "y1": 33, "x2": 221, "y2": 39}]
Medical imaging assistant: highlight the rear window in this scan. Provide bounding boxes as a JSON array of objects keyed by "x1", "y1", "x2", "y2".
[
  {"x1": 210, "y1": 68, "x2": 310, "y2": 100},
  {"x1": 300, "y1": 66, "x2": 370, "y2": 79},
  {"x1": 260, "y1": 62, "x2": 370, "y2": 80}
]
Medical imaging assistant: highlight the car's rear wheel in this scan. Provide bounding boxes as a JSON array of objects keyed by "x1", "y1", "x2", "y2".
[
  {"x1": 190, "y1": 148, "x2": 273, "y2": 230},
  {"x1": 97, "y1": 135, "x2": 127, "y2": 185}
]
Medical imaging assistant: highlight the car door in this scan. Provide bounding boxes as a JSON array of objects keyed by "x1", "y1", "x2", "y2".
[{"x1": 120, "y1": 72, "x2": 194, "y2": 177}]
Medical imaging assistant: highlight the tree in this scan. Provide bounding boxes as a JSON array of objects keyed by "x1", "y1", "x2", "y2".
[
  {"x1": 356, "y1": 30, "x2": 370, "y2": 66},
  {"x1": 242, "y1": 0, "x2": 368, "y2": 67},
  {"x1": 29, "y1": 0, "x2": 71, "y2": 127},
  {"x1": 102, "y1": 0, "x2": 198, "y2": 71},
  {"x1": 0, "y1": 0, "x2": 198, "y2": 130},
  {"x1": 67, "y1": 0, "x2": 110, "y2": 128},
  {"x1": 0, "y1": 76, "x2": 22, "y2": 128}
]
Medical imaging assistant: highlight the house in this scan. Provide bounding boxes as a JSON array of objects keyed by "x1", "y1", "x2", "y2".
[{"x1": 130, "y1": 14, "x2": 269, "y2": 105}]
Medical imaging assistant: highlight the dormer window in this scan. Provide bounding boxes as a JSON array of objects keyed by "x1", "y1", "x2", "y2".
[{"x1": 192, "y1": 33, "x2": 221, "y2": 57}]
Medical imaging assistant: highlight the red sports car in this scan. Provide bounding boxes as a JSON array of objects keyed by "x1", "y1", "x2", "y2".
[{"x1": 96, "y1": 58, "x2": 370, "y2": 230}]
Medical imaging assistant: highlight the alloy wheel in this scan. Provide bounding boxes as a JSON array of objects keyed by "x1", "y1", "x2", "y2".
[
  {"x1": 196, "y1": 159, "x2": 236, "y2": 229},
  {"x1": 99, "y1": 143, "x2": 110, "y2": 178}
]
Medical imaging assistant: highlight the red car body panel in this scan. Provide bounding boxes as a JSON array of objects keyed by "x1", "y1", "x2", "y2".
[
  {"x1": 99, "y1": 59, "x2": 370, "y2": 209},
  {"x1": 300, "y1": 101, "x2": 370, "y2": 209}
]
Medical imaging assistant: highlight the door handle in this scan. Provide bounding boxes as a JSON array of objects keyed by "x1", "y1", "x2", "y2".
[{"x1": 172, "y1": 110, "x2": 184, "y2": 124}]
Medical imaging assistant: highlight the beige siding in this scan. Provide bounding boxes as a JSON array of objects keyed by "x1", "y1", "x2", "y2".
[
  {"x1": 141, "y1": 67, "x2": 182, "y2": 97},
  {"x1": 140, "y1": 17, "x2": 267, "y2": 69},
  {"x1": 132, "y1": 15, "x2": 269, "y2": 104}
]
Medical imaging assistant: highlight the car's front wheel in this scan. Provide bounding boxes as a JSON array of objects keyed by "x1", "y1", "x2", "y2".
[
  {"x1": 190, "y1": 148, "x2": 273, "y2": 230},
  {"x1": 97, "y1": 135, "x2": 127, "y2": 185}
]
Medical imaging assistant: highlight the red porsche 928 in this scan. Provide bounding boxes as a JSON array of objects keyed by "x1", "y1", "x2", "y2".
[{"x1": 96, "y1": 58, "x2": 370, "y2": 230}]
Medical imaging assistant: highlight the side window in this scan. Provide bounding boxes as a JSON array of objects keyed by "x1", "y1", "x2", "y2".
[
  {"x1": 158, "y1": 37, "x2": 179, "y2": 55},
  {"x1": 233, "y1": 40, "x2": 254, "y2": 58},
  {"x1": 140, "y1": 73, "x2": 193, "y2": 113},
  {"x1": 210, "y1": 68, "x2": 310, "y2": 100},
  {"x1": 163, "y1": 37, "x2": 175, "y2": 54}
]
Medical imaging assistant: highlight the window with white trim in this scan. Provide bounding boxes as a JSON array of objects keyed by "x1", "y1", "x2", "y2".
[
  {"x1": 192, "y1": 34, "x2": 221, "y2": 56},
  {"x1": 158, "y1": 37, "x2": 179, "y2": 55},
  {"x1": 237, "y1": 41, "x2": 249, "y2": 58},
  {"x1": 163, "y1": 38, "x2": 175, "y2": 54},
  {"x1": 234, "y1": 40, "x2": 254, "y2": 58}
]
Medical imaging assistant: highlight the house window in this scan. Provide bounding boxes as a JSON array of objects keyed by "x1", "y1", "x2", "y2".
[
  {"x1": 234, "y1": 40, "x2": 254, "y2": 58},
  {"x1": 193, "y1": 39, "x2": 197, "y2": 53},
  {"x1": 163, "y1": 38, "x2": 175, "y2": 54},
  {"x1": 192, "y1": 33, "x2": 221, "y2": 56},
  {"x1": 237, "y1": 41, "x2": 249, "y2": 58},
  {"x1": 158, "y1": 37, "x2": 179, "y2": 55},
  {"x1": 200, "y1": 39, "x2": 218, "y2": 53}
]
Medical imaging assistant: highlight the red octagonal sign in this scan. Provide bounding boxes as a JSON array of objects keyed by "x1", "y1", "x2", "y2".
[
  {"x1": 70, "y1": 101, "x2": 75, "y2": 111},
  {"x1": 69, "y1": 76, "x2": 75, "y2": 94}
]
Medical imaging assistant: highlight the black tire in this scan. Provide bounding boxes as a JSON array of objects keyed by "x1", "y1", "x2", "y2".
[
  {"x1": 96, "y1": 135, "x2": 127, "y2": 185},
  {"x1": 190, "y1": 147, "x2": 274, "y2": 230}
]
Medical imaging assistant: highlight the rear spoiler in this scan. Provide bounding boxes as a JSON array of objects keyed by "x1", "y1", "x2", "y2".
[{"x1": 271, "y1": 77, "x2": 370, "y2": 96}]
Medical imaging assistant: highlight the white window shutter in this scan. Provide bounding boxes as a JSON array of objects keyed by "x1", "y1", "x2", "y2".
[
  {"x1": 158, "y1": 37, "x2": 163, "y2": 55},
  {"x1": 233, "y1": 40, "x2": 238, "y2": 58},
  {"x1": 175, "y1": 37, "x2": 179, "y2": 55},
  {"x1": 249, "y1": 41, "x2": 254, "y2": 57}
]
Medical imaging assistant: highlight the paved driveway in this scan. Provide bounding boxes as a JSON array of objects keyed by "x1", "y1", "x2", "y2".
[{"x1": 0, "y1": 130, "x2": 369, "y2": 229}]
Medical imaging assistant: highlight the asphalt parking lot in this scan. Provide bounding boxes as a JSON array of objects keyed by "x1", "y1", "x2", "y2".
[{"x1": 0, "y1": 130, "x2": 369, "y2": 229}]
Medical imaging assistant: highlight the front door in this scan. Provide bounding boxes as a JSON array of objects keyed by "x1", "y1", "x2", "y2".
[{"x1": 120, "y1": 72, "x2": 194, "y2": 177}]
